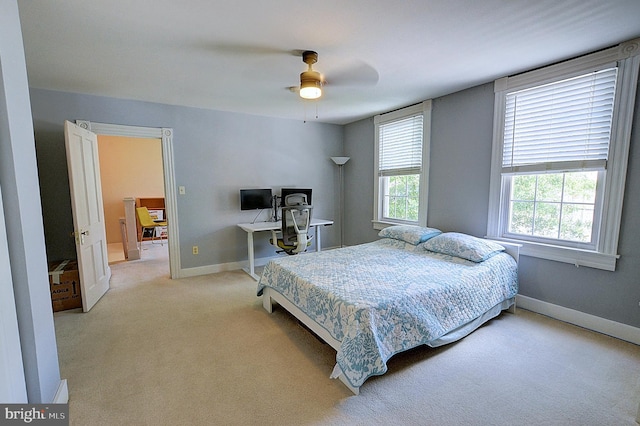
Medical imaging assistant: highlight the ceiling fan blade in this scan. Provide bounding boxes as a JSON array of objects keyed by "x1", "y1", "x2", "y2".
[
  {"x1": 326, "y1": 60, "x2": 379, "y2": 87},
  {"x1": 207, "y1": 43, "x2": 302, "y2": 57}
]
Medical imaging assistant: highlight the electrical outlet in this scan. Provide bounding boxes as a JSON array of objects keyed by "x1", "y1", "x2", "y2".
[{"x1": 192, "y1": 246, "x2": 199, "y2": 255}]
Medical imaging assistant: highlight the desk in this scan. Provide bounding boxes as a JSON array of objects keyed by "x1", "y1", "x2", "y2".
[{"x1": 238, "y1": 218, "x2": 333, "y2": 280}]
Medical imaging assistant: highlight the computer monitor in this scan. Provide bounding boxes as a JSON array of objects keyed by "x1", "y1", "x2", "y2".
[
  {"x1": 240, "y1": 188, "x2": 273, "y2": 210},
  {"x1": 280, "y1": 188, "x2": 312, "y2": 207}
]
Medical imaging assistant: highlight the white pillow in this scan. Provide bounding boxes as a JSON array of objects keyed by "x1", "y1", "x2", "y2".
[
  {"x1": 378, "y1": 225, "x2": 442, "y2": 245},
  {"x1": 423, "y1": 232, "x2": 505, "y2": 262}
]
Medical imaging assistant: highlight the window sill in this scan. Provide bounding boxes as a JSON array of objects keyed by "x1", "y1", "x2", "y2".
[
  {"x1": 488, "y1": 237, "x2": 619, "y2": 271},
  {"x1": 372, "y1": 219, "x2": 419, "y2": 230}
]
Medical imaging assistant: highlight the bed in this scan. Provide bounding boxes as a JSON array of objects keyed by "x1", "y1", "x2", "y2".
[{"x1": 257, "y1": 226, "x2": 519, "y2": 394}]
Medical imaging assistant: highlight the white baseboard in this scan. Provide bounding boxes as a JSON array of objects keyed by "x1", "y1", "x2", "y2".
[
  {"x1": 178, "y1": 256, "x2": 276, "y2": 278},
  {"x1": 178, "y1": 261, "x2": 244, "y2": 278},
  {"x1": 516, "y1": 295, "x2": 640, "y2": 345},
  {"x1": 177, "y1": 246, "x2": 340, "y2": 279},
  {"x1": 53, "y1": 379, "x2": 68, "y2": 404}
]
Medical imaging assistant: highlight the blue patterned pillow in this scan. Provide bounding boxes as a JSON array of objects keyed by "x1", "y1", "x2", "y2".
[
  {"x1": 378, "y1": 225, "x2": 442, "y2": 245},
  {"x1": 422, "y1": 232, "x2": 505, "y2": 262}
]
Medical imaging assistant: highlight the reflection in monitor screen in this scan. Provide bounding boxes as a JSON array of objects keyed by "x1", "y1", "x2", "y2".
[{"x1": 240, "y1": 188, "x2": 273, "y2": 210}]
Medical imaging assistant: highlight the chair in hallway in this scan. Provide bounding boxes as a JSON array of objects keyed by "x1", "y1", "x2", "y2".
[{"x1": 135, "y1": 206, "x2": 167, "y2": 248}]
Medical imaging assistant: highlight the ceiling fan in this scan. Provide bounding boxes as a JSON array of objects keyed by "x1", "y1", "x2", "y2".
[
  {"x1": 289, "y1": 50, "x2": 379, "y2": 100},
  {"x1": 207, "y1": 44, "x2": 378, "y2": 98},
  {"x1": 298, "y1": 50, "x2": 323, "y2": 100}
]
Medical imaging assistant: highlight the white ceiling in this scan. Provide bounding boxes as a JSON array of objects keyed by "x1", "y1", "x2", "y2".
[{"x1": 17, "y1": 0, "x2": 640, "y2": 125}]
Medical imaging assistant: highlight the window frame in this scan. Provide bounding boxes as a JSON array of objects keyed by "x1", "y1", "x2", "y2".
[
  {"x1": 502, "y1": 170, "x2": 604, "y2": 250},
  {"x1": 487, "y1": 38, "x2": 640, "y2": 271},
  {"x1": 373, "y1": 101, "x2": 432, "y2": 230}
]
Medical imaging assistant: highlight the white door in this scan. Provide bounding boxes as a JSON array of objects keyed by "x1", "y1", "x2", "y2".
[{"x1": 64, "y1": 120, "x2": 111, "y2": 312}]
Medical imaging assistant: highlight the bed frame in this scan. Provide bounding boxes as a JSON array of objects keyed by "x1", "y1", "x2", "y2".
[{"x1": 261, "y1": 240, "x2": 521, "y2": 395}]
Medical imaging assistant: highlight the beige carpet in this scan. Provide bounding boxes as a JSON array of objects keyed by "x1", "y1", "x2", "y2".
[{"x1": 54, "y1": 245, "x2": 640, "y2": 425}]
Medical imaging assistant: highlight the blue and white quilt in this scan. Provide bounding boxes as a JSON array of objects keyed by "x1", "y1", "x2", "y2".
[{"x1": 257, "y1": 237, "x2": 518, "y2": 388}]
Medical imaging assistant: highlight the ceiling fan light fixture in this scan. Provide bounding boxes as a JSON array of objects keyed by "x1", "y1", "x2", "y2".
[
  {"x1": 298, "y1": 50, "x2": 322, "y2": 99},
  {"x1": 299, "y1": 70, "x2": 322, "y2": 99}
]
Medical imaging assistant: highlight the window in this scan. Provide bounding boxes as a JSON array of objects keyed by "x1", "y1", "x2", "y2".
[
  {"x1": 508, "y1": 171, "x2": 601, "y2": 244},
  {"x1": 487, "y1": 38, "x2": 640, "y2": 270},
  {"x1": 374, "y1": 101, "x2": 431, "y2": 229}
]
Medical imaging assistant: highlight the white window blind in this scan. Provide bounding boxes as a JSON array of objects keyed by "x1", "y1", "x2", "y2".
[
  {"x1": 378, "y1": 114, "x2": 423, "y2": 176},
  {"x1": 502, "y1": 67, "x2": 617, "y2": 174}
]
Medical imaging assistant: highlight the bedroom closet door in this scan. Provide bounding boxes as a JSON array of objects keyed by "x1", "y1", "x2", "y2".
[{"x1": 64, "y1": 120, "x2": 111, "y2": 312}]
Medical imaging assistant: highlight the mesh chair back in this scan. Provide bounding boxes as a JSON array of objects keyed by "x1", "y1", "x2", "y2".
[{"x1": 281, "y1": 205, "x2": 312, "y2": 247}]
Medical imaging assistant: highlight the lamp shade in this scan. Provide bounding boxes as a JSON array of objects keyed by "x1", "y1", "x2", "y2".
[
  {"x1": 331, "y1": 156, "x2": 350, "y2": 165},
  {"x1": 300, "y1": 70, "x2": 322, "y2": 99}
]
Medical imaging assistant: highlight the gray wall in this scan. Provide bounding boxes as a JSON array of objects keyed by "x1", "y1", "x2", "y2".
[
  {"x1": 343, "y1": 117, "x2": 378, "y2": 246},
  {"x1": 429, "y1": 83, "x2": 495, "y2": 235},
  {"x1": 30, "y1": 89, "x2": 343, "y2": 270},
  {"x1": 1, "y1": 0, "x2": 61, "y2": 403},
  {"x1": 344, "y1": 81, "x2": 640, "y2": 329}
]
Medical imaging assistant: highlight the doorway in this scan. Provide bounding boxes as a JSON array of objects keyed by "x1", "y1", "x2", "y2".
[
  {"x1": 96, "y1": 135, "x2": 164, "y2": 264},
  {"x1": 76, "y1": 121, "x2": 180, "y2": 279}
]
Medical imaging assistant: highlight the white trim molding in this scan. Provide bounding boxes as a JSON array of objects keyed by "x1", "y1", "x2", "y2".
[
  {"x1": 179, "y1": 260, "x2": 253, "y2": 279},
  {"x1": 180, "y1": 246, "x2": 341, "y2": 279},
  {"x1": 52, "y1": 379, "x2": 68, "y2": 404},
  {"x1": 76, "y1": 121, "x2": 181, "y2": 279},
  {"x1": 517, "y1": 295, "x2": 640, "y2": 345},
  {"x1": 373, "y1": 100, "x2": 432, "y2": 228},
  {"x1": 490, "y1": 237, "x2": 620, "y2": 271},
  {"x1": 487, "y1": 38, "x2": 640, "y2": 271}
]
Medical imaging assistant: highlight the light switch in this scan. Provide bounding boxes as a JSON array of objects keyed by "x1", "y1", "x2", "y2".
[{"x1": 179, "y1": 186, "x2": 186, "y2": 195}]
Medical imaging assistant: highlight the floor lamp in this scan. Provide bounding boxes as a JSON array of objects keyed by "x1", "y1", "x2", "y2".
[{"x1": 331, "y1": 156, "x2": 350, "y2": 247}]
